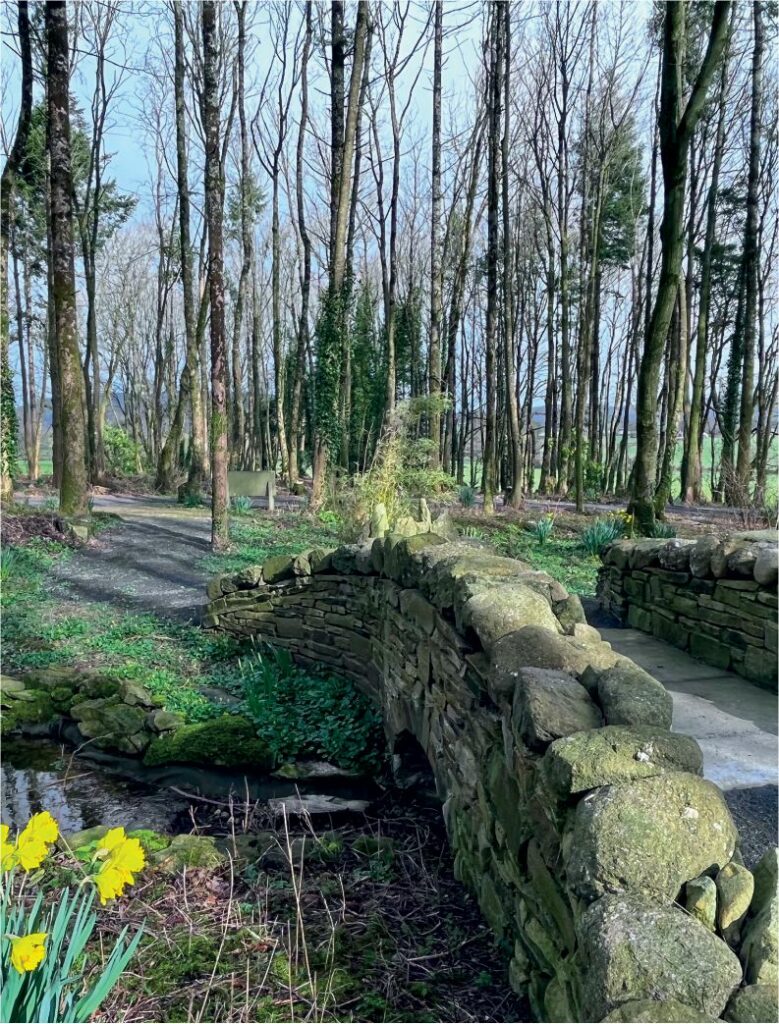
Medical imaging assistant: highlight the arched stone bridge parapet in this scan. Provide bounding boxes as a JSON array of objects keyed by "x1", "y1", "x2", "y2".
[{"x1": 205, "y1": 532, "x2": 773, "y2": 1023}]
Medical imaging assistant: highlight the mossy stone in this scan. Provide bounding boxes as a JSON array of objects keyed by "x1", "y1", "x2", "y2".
[
  {"x1": 0, "y1": 689, "x2": 56, "y2": 735},
  {"x1": 143, "y1": 715, "x2": 274, "y2": 770},
  {"x1": 459, "y1": 583, "x2": 561, "y2": 653},
  {"x1": 542, "y1": 725, "x2": 703, "y2": 797},
  {"x1": 262, "y1": 555, "x2": 296, "y2": 584},
  {"x1": 70, "y1": 697, "x2": 150, "y2": 755},
  {"x1": 488, "y1": 625, "x2": 619, "y2": 699},
  {"x1": 597, "y1": 659, "x2": 673, "y2": 729},
  {"x1": 513, "y1": 667, "x2": 602, "y2": 751},
  {"x1": 724, "y1": 984, "x2": 779, "y2": 1023},
  {"x1": 566, "y1": 773, "x2": 737, "y2": 903},
  {"x1": 685, "y1": 875, "x2": 718, "y2": 931},
  {"x1": 152, "y1": 834, "x2": 225, "y2": 874},
  {"x1": 716, "y1": 861, "x2": 754, "y2": 936},
  {"x1": 601, "y1": 999, "x2": 719, "y2": 1022},
  {"x1": 579, "y1": 894, "x2": 742, "y2": 1020}
]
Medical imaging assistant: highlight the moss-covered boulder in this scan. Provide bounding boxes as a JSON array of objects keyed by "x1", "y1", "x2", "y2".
[
  {"x1": 740, "y1": 848, "x2": 778, "y2": 986},
  {"x1": 597, "y1": 659, "x2": 673, "y2": 729},
  {"x1": 717, "y1": 862, "x2": 754, "y2": 939},
  {"x1": 566, "y1": 773, "x2": 737, "y2": 902},
  {"x1": 685, "y1": 875, "x2": 718, "y2": 932},
  {"x1": 541, "y1": 726, "x2": 703, "y2": 797},
  {"x1": 70, "y1": 697, "x2": 151, "y2": 755},
  {"x1": 459, "y1": 583, "x2": 561, "y2": 653},
  {"x1": 513, "y1": 668, "x2": 602, "y2": 751},
  {"x1": 0, "y1": 686, "x2": 56, "y2": 735},
  {"x1": 724, "y1": 984, "x2": 778, "y2": 1022},
  {"x1": 601, "y1": 999, "x2": 719, "y2": 1022},
  {"x1": 579, "y1": 894, "x2": 742, "y2": 1020},
  {"x1": 143, "y1": 715, "x2": 274, "y2": 770},
  {"x1": 151, "y1": 834, "x2": 225, "y2": 874},
  {"x1": 488, "y1": 625, "x2": 619, "y2": 699}
]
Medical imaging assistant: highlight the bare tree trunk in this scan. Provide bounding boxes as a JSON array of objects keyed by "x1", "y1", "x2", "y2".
[
  {"x1": 682, "y1": 31, "x2": 730, "y2": 503},
  {"x1": 482, "y1": 5, "x2": 503, "y2": 515},
  {"x1": 502, "y1": 3, "x2": 522, "y2": 508},
  {"x1": 428, "y1": 0, "x2": 443, "y2": 467}
]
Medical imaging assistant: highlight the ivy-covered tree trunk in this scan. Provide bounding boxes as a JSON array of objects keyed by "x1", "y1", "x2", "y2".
[
  {"x1": 681, "y1": 29, "x2": 730, "y2": 504},
  {"x1": 202, "y1": 1, "x2": 229, "y2": 549},
  {"x1": 629, "y1": 0, "x2": 730, "y2": 533},
  {"x1": 312, "y1": 1, "x2": 369, "y2": 510},
  {"x1": 46, "y1": 1, "x2": 89, "y2": 517}
]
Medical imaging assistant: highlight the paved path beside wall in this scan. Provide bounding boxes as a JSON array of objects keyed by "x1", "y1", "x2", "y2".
[{"x1": 600, "y1": 624, "x2": 778, "y2": 867}]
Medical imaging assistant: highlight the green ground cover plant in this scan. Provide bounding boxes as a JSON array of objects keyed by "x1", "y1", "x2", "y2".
[{"x1": 2, "y1": 515, "x2": 381, "y2": 773}]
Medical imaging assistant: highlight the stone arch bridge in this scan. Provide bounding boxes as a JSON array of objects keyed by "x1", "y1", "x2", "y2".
[{"x1": 205, "y1": 531, "x2": 776, "y2": 1024}]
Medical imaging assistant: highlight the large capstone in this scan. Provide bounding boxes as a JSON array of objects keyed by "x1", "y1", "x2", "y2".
[
  {"x1": 578, "y1": 894, "x2": 742, "y2": 1021},
  {"x1": 459, "y1": 583, "x2": 561, "y2": 653},
  {"x1": 541, "y1": 725, "x2": 703, "y2": 797},
  {"x1": 512, "y1": 667, "x2": 603, "y2": 751},
  {"x1": 596, "y1": 659, "x2": 673, "y2": 729},
  {"x1": 566, "y1": 772, "x2": 738, "y2": 902}
]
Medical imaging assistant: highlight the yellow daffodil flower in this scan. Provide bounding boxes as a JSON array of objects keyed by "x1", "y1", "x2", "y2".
[
  {"x1": 95, "y1": 827, "x2": 128, "y2": 856},
  {"x1": 1, "y1": 824, "x2": 15, "y2": 872},
  {"x1": 94, "y1": 835, "x2": 145, "y2": 904},
  {"x1": 18, "y1": 811, "x2": 59, "y2": 846},
  {"x1": 10, "y1": 932, "x2": 47, "y2": 974},
  {"x1": 3, "y1": 811, "x2": 60, "y2": 872},
  {"x1": 13, "y1": 837, "x2": 50, "y2": 872}
]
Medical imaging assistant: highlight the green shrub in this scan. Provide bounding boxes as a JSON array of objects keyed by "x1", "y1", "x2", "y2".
[
  {"x1": 649, "y1": 520, "x2": 676, "y2": 538},
  {"x1": 526, "y1": 515, "x2": 555, "y2": 545},
  {"x1": 181, "y1": 491, "x2": 205, "y2": 509},
  {"x1": 334, "y1": 397, "x2": 454, "y2": 534},
  {"x1": 458, "y1": 484, "x2": 476, "y2": 508},
  {"x1": 230, "y1": 495, "x2": 254, "y2": 516},
  {"x1": 580, "y1": 515, "x2": 625, "y2": 557},
  {"x1": 239, "y1": 648, "x2": 383, "y2": 773},
  {"x1": 459, "y1": 525, "x2": 486, "y2": 541},
  {"x1": 103, "y1": 426, "x2": 144, "y2": 477}
]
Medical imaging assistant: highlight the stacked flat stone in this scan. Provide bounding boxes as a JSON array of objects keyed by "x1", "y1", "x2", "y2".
[
  {"x1": 205, "y1": 530, "x2": 778, "y2": 1023},
  {"x1": 598, "y1": 530, "x2": 778, "y2": 691}
]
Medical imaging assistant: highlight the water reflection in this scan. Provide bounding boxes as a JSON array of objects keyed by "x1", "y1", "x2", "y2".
[{"x1": 1, "y1": 738, "x2": 187, "y2": 833}]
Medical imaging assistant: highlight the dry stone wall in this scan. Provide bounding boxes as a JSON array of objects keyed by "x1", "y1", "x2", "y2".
[
  {"x1": 205, "y1": 532, "x2": 776, "y2": 1023},
  {"x1": 598, "y1": 531, "x2": 778, "y2": 691}
]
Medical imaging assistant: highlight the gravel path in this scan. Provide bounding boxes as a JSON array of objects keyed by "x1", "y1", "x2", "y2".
[{"x1": 53, "y1": 496, "x2": 212, "y2": 622}]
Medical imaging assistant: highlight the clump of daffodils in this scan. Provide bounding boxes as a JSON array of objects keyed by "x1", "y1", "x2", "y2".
[
  {"x1": 1, "y1": 813, "x2": 145, "y2": 1024},
  {"x1": 1, "y1": 811, "x2": 59, "y2": 874},
  {"x1": 90, "y1": 827, "x2": 146, "y2": 906}
]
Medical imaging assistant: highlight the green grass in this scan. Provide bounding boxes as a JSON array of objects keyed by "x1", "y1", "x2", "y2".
[
  {"x1": 201, "y1": 511, "x2": 341, "y2": 576},
  {"x1": 462, "y1": 521, "x2": 601, "y2": 596},
  {"x1": 1, "y1": 540, "x2": 248, "y2": 721}
]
